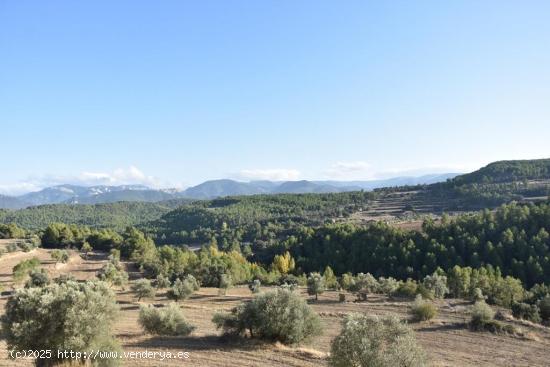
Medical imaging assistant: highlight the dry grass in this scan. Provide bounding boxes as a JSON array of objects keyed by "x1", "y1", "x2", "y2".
[{"x1": 0, "y1": 247, "x2": 549, "y2": 366}]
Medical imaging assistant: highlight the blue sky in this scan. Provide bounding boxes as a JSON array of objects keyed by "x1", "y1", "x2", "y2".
[{"x1": 1, "y1": 1, "x2": 549, "y2": 194}]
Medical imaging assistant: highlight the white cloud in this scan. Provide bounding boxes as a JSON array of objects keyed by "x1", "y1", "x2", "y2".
[
  {"x1": 0, "y1": 166, "x2": 164, "y2": 196},
  {"x1": 324, "y1": 161, "x2": 374, "y2": 180},
  {"x1": 237, "y1": 168, "x2": 301, "y2": 181}
]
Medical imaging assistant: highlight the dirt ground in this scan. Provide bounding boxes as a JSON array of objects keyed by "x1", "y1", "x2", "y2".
[{"x1": 0, "y1": 245, "x2": 549, "y2": 366}]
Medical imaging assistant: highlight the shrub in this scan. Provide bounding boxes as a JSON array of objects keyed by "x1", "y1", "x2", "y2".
[
  {"x1": 97, "y1": 259, "x2": 128, "y2": 287},
  {"x1": 81, "y1": 241, "x2": 93, "y2": 259},
  {"x1": 7, "y1": 243, "x2": 18, "y2": 253},
  {"x1": 131, "y1": 279, "x2": 155, "y2": 301},
  {"x1": 395, "y1": 279, "x2": 418, "y2": 298},
  {"x1": 25, "y1": 269, "x2": 50, "y2": 288},
  {"x1": 538, "y1": 296, "x2": 550, "y2": 321},
  {"x1": 422, "y1": 273, "x2": 449, "y2": 299},
  {"x1": 51, "y1": 249, "x2": 70, "y2": 264},
  {"x1": 511, "y1": 302, "x2": 541, "y2": 323},
  {"x1": 329, "y1": 314, "x2": 426, "y2": 367},
  {"x1": 307, "y1": 272, "x2": 325, "y2": 300},
  {"x1": 339, "y1": 273, "x2": 355, "y2": 291},
  {"x1": 2, "y1": 280, "x2": 120, "y2": 366},
  {"x1": 410, "y1": 295, "x2": 437, "y2": 322},
  {"x1": 472, "y1": 287, "x2": 485, "y2": 302},
  {"x1": 155, "y1": 274, "x2": 171, "y2": 289},
  {"x1": 213, "y1": 288, "x2": 322, "y2": 344},
  {"x1": 378, "y1": 277, "x2": 399, "y2": 296},
  {"x1": 12, "y1": 257, "x2": 40, "y2": 283},
  {"x1": 248, "y1": 279, "x2": 261, "y2": 293},
  {"x1": 218, "y1": 273, "x2": 232, "y2": 296},
  {"x1": 323, "y1": 266, "x2": 339, "y2": 290},
  {"x1": 139, "y1": 303, "x2": 195, "y2": 336},
  {"x1": 470, "y1": 301, "x2": 495, "y2": 331},
  {"x1": 167, "y1": 275, "x2": 199, "y2": 302}
]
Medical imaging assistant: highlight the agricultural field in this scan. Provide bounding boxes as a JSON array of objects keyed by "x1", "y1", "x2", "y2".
[{"x1": 0, "y1": 245, "x2": 549, "y2": 367}]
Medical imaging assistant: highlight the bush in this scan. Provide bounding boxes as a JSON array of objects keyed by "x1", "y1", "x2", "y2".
[
  {"x1": 131, "y1": 279, "x2": 155, "y2": 301},
  {"x1": 511, "y1": 302, "x2": 541, "y2": 323},
  {"x1": 155, "y1": 274, "x2": 171, "y2": 289},
  {"x1": 329, "y1": 314, "x2": 426, "y2": 367},
  {"x1": 51, "y1": 249, "x2": 70, "y2": 264},
  {"x1": 410, "y1": 295, "x2": 437, "y2": 322},
  {"x1": 25, "y1": 269, "x2": 50, "y2": 288},
  {"x1": 470, "y1": 301, "x2": 495, "y2": 331},
  {"x1": 472, "y1": 287, "x2": 485, "y2": 302},
  {"x1": 307, "y1": 272, "x2": 325, "y2": 300},
  {"x1": 395, "y1": 279, "x2": 418, "y2": 298},
  {"x1": 422, "y1": 273, "x2": 449, "y2": 299},
  {"x1": 12, "y1": 257, "x2": 40, "y2": 283},
  {"x1": 213, "y1": 288, "x2": 322, "y2": 344},
  {"x1": 218, "y1": 273, "x2": 232, "y2": 296},
  {"x1": 97, "y1": 259, "x2": 128, "y2": 287},
  {"x1": 1, "y1": 280, "x2": 120, "y2": 366},
  {"x1": 248, "y1": 279, "x2": 261, "y2": 293},
  {"x1": 538, "y1": 296, "x2": 550, "y2": 321},
  {"x1": 377, "y1": 277, "x2": 399, "y2": 296},
  {"x1": 167, "y1": 275, "x2": 199, "y2": 302},
  {"x1": 139, "y1": 303, "x2": 195, "y2": 336}
]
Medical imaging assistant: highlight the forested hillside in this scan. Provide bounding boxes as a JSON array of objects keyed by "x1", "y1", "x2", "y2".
[
  {"x1": 292, "y1": 201, "x2": 550, "y2": 287},
  {"x1": 0, "y1": 202, "x2": 174, "y2": 230}
]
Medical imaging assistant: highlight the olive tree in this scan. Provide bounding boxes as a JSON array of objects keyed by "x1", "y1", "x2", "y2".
[
  {"x1": 1, "y1": 280, "x2": 120, "y2": 367},
  {"x1": 139, "y1": 303, "x2": 195, "y2": 336},
  {"x1": 422, "y1": 273, "x2": 449, "y2": 299},
  {"x1": 131, "y1": 278, "x2": 155, "y2": 301},
  {"x1": 213, "y1": 288, "x2": 322, "y2": 344},
  {"x1": 330, "y1": 314, "x2": 426, "y2": 367},
  {"x1": 307, "y1": 272, "x2": 325, "y2": 300},
  {"x1": 167, "y1": 275, "x2": 200, "y2": 302}
]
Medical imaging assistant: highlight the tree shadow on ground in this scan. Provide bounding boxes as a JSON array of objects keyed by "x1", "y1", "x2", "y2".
[{"x1": 127, "y1": 334, "x2": 267, "y2": 352}]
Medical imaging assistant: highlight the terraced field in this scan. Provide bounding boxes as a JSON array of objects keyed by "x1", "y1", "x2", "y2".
[{"x1": 0, "y1": 243, "x2": 549, "y2": 366}]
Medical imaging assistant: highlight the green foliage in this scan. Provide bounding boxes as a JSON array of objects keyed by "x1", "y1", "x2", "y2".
[
  {"x1": 50, "y1": 249, "x2": 69, "y2": 263},
  {"x1": 538, "y1": 296, "x2": 550, "y2": 321},
  {"x1": 294, "y1": 202, "x2": 550, "y2": 287},
  {"x1": 248, "y1": 279, "x2": 261, "y2": 293},
  {"x1": 307, "y1": 272, "x2": 325, "y2": 300},
  {"x1": 12, "y1": 257, "x2": 40, "y2": 283},
  {"x1": 0, "y1": 223, "x2": 26, "y2": 239},
  {"x1": 81, "y1": 241, "x2": 93, "y2": 258},
  {"x1": 212, "y1": 289, "x2": 322, "y2": 344},
  {"x1": 1, "y1": 280, "x2": 120, "y2": 366},
  {"x1": 218, "y1": 273, "x2": 232, "y2": 295},
  {"x1": 139, "y1": 303, "x2": 195, "y2": 336},
  {"x1": 511, "y1": 302, "x2": 541, "y2": 323},
  {"x1": 3, "y1": 202, "x2": 172, "y2": 231},
  {"x1": 329, "y1": 314, "x2": 426, "y2": 367},
  {"x1": 470, "y1": 301, "x2": 495, "y2": 331},
  {"x1": 155, "y1": 274, "x2": 171, "y2": 289},
  {"x1": 422, "y1": 272, "x2": 448, "y2": 299},
  {"x1": 378, "y1": 277, "x2": 399, "y2": 296},
  {"x1": 25, "y1": 269, "x2": 50, "y2": 288},
  {"x1": 131, "y1": 279, "x2": 155, "y2": 301},
  {"x1": 395, "y1": 279, "x2": 419, "y2": 298},
  {"x1": 97, "y1": 258, "x2": 128, "y2": 287},
  {"x1": 410, "y1": 295, "x2": 437, "y2": 322},
  {"x1": 323, "y1": 266, "x2": 338, "y2": 290},
  {"x1": 167, "y1": 275, "x2": 199, "y2": 302}
]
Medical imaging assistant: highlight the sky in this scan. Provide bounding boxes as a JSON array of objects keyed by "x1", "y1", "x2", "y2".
[{"x1": 1, "y1": 1, "x2": 550, "y2": 194}]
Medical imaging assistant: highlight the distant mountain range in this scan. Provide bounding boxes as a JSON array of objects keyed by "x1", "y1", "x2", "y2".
[{"x1": 0, "y1": 173, "x2": 458, "y2": 209}]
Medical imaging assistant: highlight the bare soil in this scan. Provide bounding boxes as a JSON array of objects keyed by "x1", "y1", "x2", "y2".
[{"x1": 0, "y1": 246, "x2": 549, "y2": 366}]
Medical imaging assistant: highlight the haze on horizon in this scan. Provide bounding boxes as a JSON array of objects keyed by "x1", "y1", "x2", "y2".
[{"x1": 1, "y1": 1, "x2": 549, "y2": 194}]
